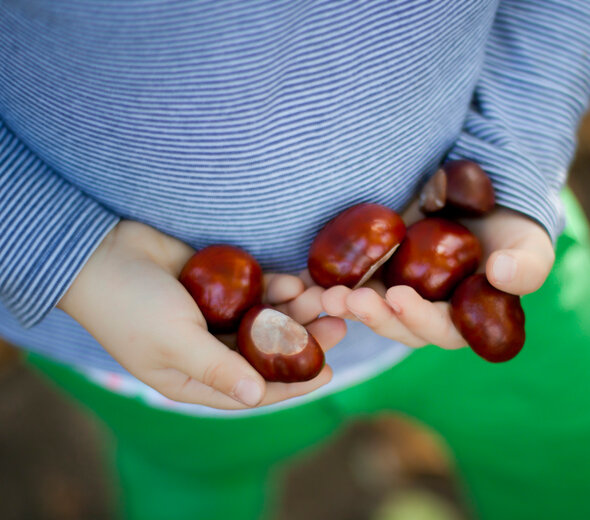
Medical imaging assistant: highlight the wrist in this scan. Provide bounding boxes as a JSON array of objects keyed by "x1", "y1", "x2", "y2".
[{"x1": 56, "y1": 221, "x2": 120, "y2": 316}]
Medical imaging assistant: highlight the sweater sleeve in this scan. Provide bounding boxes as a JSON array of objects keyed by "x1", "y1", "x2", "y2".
[
  {"x1": 0, "y1": 120, "x2": 119, "y2": 328},
  {"x1": 445, "y1": 0, "x2": 590, "y2": 243}
]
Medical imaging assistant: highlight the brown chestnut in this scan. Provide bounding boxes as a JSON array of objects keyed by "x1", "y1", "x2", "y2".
[
  {"x1": 237, "y1": 305, "x2": 325, "y2": 382},
  {"x1": 179, "y1": 245, "x2": 263, "y2": 333},
  {"x1": 384, "y1": 218, "x2": 482, "y2": 301},
  {"x1": 419, "y1": 167, "x2": 447, "y2": 214},
  {"x1": 419, "y1": 160, "x2": 495, "y2": 217},
  {"x1": 450, "y1": 274, "x2": 525, "y2": 363},
  {"x1": 308, "y1": 203, "x2": 406, "y2": 288}
]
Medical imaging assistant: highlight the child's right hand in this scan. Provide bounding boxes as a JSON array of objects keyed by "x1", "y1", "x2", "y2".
[{"x1": 57, "y1": 221, "x2": 346, "y2": 409}]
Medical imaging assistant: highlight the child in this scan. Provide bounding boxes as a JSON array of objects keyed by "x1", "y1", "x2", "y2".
[{"x1": 1, "y1": 1, "x2": 589, "y2": 518}]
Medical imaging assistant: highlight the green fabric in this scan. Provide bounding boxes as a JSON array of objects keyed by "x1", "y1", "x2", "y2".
[
  {"x1": 29, "y1": 189, "x2": 590, "y2": 520},
  {"x1": 27, "y1": 355, "x2": 345, "y2": 520}
]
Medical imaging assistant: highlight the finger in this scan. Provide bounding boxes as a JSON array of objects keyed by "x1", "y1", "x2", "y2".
[
  {"x1": 258, "y1": 365, "x2": 333, "y2": 406},
  {"x1": 153, "y1": 359, "x2": 334, "y2": 410},
  {"x1": 385, "y1": 286, "x2": 466, "y2": 349},
  {"x1": 263, "y1": 273, "x2": 306, "y2": 304},
  {"x1": 486, "y1": 247, "x2": 554, "y2": 295},
  {"x1": 464, "y1": 208, "x2": 555, "y2": 295},
  {"x1": 276, "y1": 285, "x2": 325, "y2": 325},
  {"x1": 320, "y1": 285, "x2": 358, "y2": 320},
  {"x1": 345, "y1": 287, "x2": 426, "y2": 348},
  {"x1": 148, "y1": 369, "x2": 257, "y2": 408},
  {"x1": 164, "y1": 324, "x2": 266, "y2": 407},
  {"x1": 306, "y1": 315, "x2": 347, "y2": 352}
]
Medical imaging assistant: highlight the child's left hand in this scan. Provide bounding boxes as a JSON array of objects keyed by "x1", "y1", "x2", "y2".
[{"x1": 320, "y1": 204, "x2": 555, "y2": 349}]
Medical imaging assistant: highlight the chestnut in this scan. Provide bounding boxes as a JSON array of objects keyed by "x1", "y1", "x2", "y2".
[
  {"x1": 308, "y1": 203, "x2": 406, "y2": 288},
  {"x1": 179, "y1": 244, "x2": 263, "y2": 333},
  {"x1": 419, "y1": 160, "x2": 495, "y2": 217},
  {"x1": 237, "y1": 305, "x2": 325, "y2": 382},
  {"x1": 384, "y1": 218, "x2": 482, "y2": 301},
  {"x1": 419, "y1": 167, "x2": 447, "y2": 214},
  {"x1": 450, "y1": 274, "x2": 525, "y2": 363}
]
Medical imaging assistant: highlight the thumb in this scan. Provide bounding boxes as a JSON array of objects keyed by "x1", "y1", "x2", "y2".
[
  {"x1": 486, "y1": 240, "x2": 555, "y2": 296},
  {"x1": 164, "y1": 324, "x2": 267, "y2": 407}
]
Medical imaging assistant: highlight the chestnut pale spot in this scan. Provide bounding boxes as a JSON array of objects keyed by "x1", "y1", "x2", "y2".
[
  {"x1": 251, "y1": 309, "x2": 308, "y2": 355},
  {"x1": 354, "y1": 243, "x2": 400, "y2": 289},
  {"x1": 237, "y1": 304, "x2": 325, "y2": 382}
]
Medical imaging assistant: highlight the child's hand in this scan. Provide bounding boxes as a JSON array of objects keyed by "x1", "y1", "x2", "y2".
[
  {"x1": 58, "y1": 221, "x2": 346, "y2": 409},
  {"x1": 321, "y1": 205, "x2": 554, "y2": 349}
]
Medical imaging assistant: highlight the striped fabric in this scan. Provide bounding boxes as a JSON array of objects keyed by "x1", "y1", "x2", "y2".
[{"x1": 1, "y1": 1, "x2": 589, "y2": 392}]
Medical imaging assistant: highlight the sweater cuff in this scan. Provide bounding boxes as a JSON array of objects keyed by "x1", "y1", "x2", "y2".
[
  {"x1": 0, "y1": 122, "x2": 119, "y2": 327},
  {"x1": 446, "y1": 109, "x2": 565, "y2": 244}
]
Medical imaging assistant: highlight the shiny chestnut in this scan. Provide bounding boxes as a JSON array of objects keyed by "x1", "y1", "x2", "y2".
[
  {"x1": 384, "y1": 218, "x2": 482, "y2": 301},
  {"x1": 308, "y1": 203, "x2": 406, "y2": 288},
  {"x1": 179, "y1": 245, "x2": 263, "y2": 333},
  {"x1": 450, "y1": 274, "x2": 525, "y2": 363},
  {"x1": 420, "y1": 160, "x2": 495, "y2": 217},
  {"x1": 237, "y1": 305, "x2": 325, "y2": 382}
]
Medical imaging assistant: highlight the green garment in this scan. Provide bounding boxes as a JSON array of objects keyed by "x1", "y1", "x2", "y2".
[{"x1": 29, "y1": 189, "x2": 590, "y2": 520}]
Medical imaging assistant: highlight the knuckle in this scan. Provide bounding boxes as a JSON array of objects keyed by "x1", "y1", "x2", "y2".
[
  {"x1": 157, "y1": 386, "x2": 179, "y2": 402},
  {"x1": 151, "y1": 378, "x2": 181, "y2": 402},
  {"x1": 360, "y1": 312, "x2": 378, "y2": 327},
  {"x1": 201, "y1": 361, "x2": 226, "y2": 390}
]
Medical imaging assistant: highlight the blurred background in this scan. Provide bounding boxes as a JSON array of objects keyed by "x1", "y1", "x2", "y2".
[{"x1": 1, "y1": 111, "x2": 589, "y2": 520}]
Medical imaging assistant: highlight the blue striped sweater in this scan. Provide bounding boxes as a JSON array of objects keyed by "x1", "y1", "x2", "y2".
[{"x1": 1, "y1": 1, "x2": 589, "y2": 407}]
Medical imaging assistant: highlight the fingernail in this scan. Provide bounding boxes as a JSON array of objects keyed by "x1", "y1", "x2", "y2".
[
  {"x1": 233, "y1": 378, "x2": 263, "y2": 407},
  {"x1": 493, "y1": 254, "x2": 516, "y2": 283}
]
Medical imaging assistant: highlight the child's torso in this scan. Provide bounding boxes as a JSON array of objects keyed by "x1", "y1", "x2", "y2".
[
  {"x1": 0, "y1": 1, "x2": 500, "y2": 396},
  {"x1": 0, "y1": 0, "x2": 496, "y2": 272}
]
